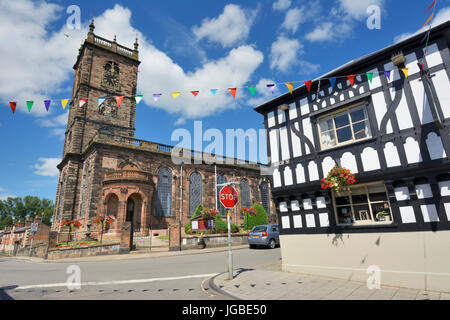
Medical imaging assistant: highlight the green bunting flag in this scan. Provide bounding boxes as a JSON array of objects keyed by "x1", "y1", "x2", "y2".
[
  {"x1": 248, "y1": 86, "x2": 256, "y2": 96},
  {"x1": 135, "y1": 95, "x2": 143, "y2": 104},
  {"x1": 366, "y1": 72, "x2": 374, "y2": 83},
  {"x1": 26, "y1": 101, "x2": 34, "y2": 112}
]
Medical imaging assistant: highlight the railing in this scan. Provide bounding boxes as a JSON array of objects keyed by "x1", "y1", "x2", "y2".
[
  {"x1": 117, "y1": 45, "x2": 134, "y2": 57},
  {"x1": 94, "y1": 35, "x2": 112, "y2": 48},
  {"x1": 91, "y1": 35, "x2": 137, "y2": 59}
]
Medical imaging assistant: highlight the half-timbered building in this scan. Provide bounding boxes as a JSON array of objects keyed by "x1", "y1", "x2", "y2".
[{"x1": 255, "y1": 21, "x2": 450, "y2": 292}]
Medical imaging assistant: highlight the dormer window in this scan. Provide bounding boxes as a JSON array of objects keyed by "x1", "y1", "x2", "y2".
[{"x1": 318, "y1": 102, "x2": 371, "y2": 150}]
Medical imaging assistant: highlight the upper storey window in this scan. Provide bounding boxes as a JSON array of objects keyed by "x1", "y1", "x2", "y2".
[{"x1": 318, "y1": 103, "x2": 371, "y2": 150}]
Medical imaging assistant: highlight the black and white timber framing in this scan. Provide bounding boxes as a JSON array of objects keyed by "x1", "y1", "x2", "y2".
[{"x1": 255, "y1": 21, "x2": 450, "y2": 235}]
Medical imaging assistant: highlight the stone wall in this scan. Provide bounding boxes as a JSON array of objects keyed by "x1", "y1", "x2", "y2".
[
  {"x1": 46, "y1": 243, "x2": 121, "y2": 260},
  {"x1": 181, "y1": 233, "x2": 249, "y2": 250}
]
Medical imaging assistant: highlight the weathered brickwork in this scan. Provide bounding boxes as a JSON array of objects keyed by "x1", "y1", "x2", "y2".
[{"x1": 52, "y1": 23, "x2": 277, "y2": 247}]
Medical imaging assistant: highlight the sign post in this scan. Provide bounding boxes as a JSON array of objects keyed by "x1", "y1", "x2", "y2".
[{"x1": 219, "y1": 186, "x2": 238, "y2": 280}]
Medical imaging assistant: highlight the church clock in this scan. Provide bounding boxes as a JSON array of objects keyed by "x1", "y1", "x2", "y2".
[{"x1": 101, "y1": 61, "x2": 121, "y2": 92}]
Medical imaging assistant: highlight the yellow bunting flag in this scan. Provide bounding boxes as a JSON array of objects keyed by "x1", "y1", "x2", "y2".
[
  {"x1": 401, "y1": 68, "x2": 409, "y2": 79},
  {"x1": 285, "y1": 82, "x2": 294, "y2": 94},
  {"x1": 61, "y1": 99, "x2": 69, "y2": 110},
  {"x1": 172, "y1": 92, "x2": 180, "y2": 99}
]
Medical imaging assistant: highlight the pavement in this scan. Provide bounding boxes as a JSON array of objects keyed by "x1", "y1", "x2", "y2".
[{"x1": 210, "y1": 261, "x2": 450, "y2": 300}]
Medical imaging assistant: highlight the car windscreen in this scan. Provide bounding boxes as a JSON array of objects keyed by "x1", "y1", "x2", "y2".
[{"x1": 252, "y1": 226, "x2": 267, "y2": 233}]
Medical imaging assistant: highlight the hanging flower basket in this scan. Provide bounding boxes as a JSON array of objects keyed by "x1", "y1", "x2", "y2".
[
  {"x1": 321, "y1": 165, "x2": 356, "y2": 193},
  {"x1": 93, "y1": 215, "x2": 116, "y2": 226},
  {"x1": 61, "y1": 219, "x2": 82, "y2": 229}
]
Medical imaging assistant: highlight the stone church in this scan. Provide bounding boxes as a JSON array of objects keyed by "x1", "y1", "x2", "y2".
[{"x1": 51, "y1": 21, "x2": 276, "y2": 249}]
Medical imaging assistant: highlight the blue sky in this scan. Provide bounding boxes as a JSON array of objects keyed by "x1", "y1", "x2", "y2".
[{"x1": 0, "y1": 0, "x2": 449, "y2": 201}]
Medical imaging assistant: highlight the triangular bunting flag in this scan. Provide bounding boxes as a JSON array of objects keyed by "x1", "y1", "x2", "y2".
[
  {"x1": 285, "y1": 82, "x2": 294, "y2": 94},
  {"x1": 98, "y1": 97, "x2": 106, "y2": 106},
  {"x1": 115, "y1": 96, "x2": 124, "y2": 107},
  {"x1": 172, "y1": 92, "x2": 180, "y2": 99},
  {"x1": 9, "y1": 102, "x2": 16, "y2": 114},
  {"x1": 328, "y1": 77, "x2": 336, "y2": 89},
  {"x1": 191, "y1": 91, "x2": 199, "y2": 97},
  {"x1": 347, "y1": 75, "x2": 356, "y2": 86},
  {"x1": 44, "y1": 100, "x2": 51, "y2": 112},
  {"x1": 421, "y1": 12, "x2": 434, "y2": 29},
  {"x1": 366, "y1": 72, "x2": 374, "y2": 83},
  {"x1": 210, "y1": 89, "x2": 218, "y2": 95},
  {"x1": 61, "y1": 99, "x2": 69, "y2": 110},
  {"x1": 304, "y1": 80, "x2": 312, "y2": 93},
  {"x1": 26, "y1": 101, "x2": 34, "y2": 112},
  {"x1": 384, "y1": 71, "x2": 391, "y2": 80},
  {"x1": 248, "y1": 86, "x2": 256, "y2": 96},
  {"x1": 266, "y1": 84, "x2": 275, "y2": 94},
  {"x1": 135, "y1": 95, "x2": 143, "y2": 104},
  {"x1": 229, "y1": 88, "x2": 237, "y2": 99},
  {"x1": 153, "y1": 94, "x2": 161, "y2": 102},
  {"x1": 427, "y1": 0, "x2": 436, "y2": 12},
  {"x1": 79, "y1": 99, "x2": 87, "y2": 108},
  {"x1": 401, "y1": 68, "x2": 409, "y2": 79}
]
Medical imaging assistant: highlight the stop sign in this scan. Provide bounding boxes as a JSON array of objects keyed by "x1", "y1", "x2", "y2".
[{"x1": 219, "y1": 186, "x2": 238, "y2": 209}]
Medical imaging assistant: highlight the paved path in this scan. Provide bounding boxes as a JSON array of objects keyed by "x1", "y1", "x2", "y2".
[{"x1": 212, "y1": 262, "x2": 450, "y2": 300}]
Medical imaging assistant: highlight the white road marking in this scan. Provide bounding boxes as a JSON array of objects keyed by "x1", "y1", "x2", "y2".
[{"x1": 15, "y1": 273, "x2": 218, "y2": 290}]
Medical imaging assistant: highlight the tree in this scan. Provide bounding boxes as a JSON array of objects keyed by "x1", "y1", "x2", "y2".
[
  {"x1": 244, "y1": 204, "x2": 268, "y2": 230},
  {"x1": 184, "y1": 204, "x2": 204, "y2": 234},
  {"x1": 0, "y1": 196, "x2": 54, "y2": 229}
]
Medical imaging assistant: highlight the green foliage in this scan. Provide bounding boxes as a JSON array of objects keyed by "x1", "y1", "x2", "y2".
[
  {"x1": 184, "y1": 204, "x2": 204, "y2": 234},
  {"x1": 213, "y1": 214, "x2": 239, "y2": 234},
  {"x1": 244, "y1": 204, "x2": 268, "y2": 230},
  {"x1": 0, "y1": 196, "x2": 54, "y2": 230}
]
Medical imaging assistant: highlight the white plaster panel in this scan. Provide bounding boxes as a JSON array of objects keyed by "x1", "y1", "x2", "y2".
[
  {"x1": 308, "y1": 161, "x2": 319, "y2": 181},
  {"x1": 399, "y1": 206, "x2": 416, "y2": 223},
  {"x1": 302, "y1": 117, "x2": 315, "y2": 150},
  {"x1": 322, "y1": 157, "x2": 335, "y2": 178},
  {"x1": 319, "y1": 213, "x2": 330, "y2": 227},
  {"x1": 284, "y1": 166, "x2": 293, "y2": 186},
  {"x1": 340, "y1": 152, "x2": 358, "y2": 174},
  {"x1": 269, "y1": 129, "x2": 279, "y2": 164},
  {"x1": 300, "y1": 98, "x2": 309, "y2": 115},
  {"x1": 361, "y1": 147, "x2": 381, "y2": 171},
  {"x1": 296, "y1": 164, "x2": 305, "y2": 184},
  {"x1": 394, "y1": 187, "x2": 410, "y2": 201},
  {"x1": 410, "y1": 78, "x2": 433, "y2": 124},
  {"x1": 273, "y1": 169, "x2": 281, "y2": 188},
  {"x1": 279, "y1": 126, "x2": 290, "y2": 161},
  {"x1": 293, "y1": 215, "x2": 303, "y2": 228},
  {"x1": 426, "y1": 132, "x2": 446, "y2": 160},
  {"x1": 291, "y1": 123, "x2": 302, "y2": 158},
  {"x1": 404, "y1": 137, "x2": 422, "y2": 164},
  {"x1": 359, "y1": 86, "x2": 365, "y2": 95},
  {"x1": 279, "y1": 202, "x2": 288, "y2": 212},
  {"x1": 439, "y1": 181, "x2": 450, "y2": 196},
  {"x1": 421, "y1": 204, "x2": 439, "y2": 222},
  {"x1": 281, "y1": 216, "x2": 290, "y2": 229},
  {"x1": 384, "y1": 142, "x2": 401, "y2": 168},
  {"x1": 291, "y1": 200, "x2": 300, "y2": 212},
  {"x1": 316, "y1": 197, "x2": 326, "y2": 209},
  {"x1": 278, "y1": 110, "x2": 286, "y2": 125},
  {"x1": 267, "y1": 111, "x2": 275, "y2": 128},
  {"x1": 288, "y1": 102, "x2": 298, "y2": 119},
  {"x1": 425, "y1": 43, "x2": 443, "y2": 68},
  {"x1": 303, "y1": 199, "x2": 313, "y2": 210},
  {"x1": 305, "y1": 214, "x2": 316, "y2": 228},
  {"x1": 391, "y1": 87, "x2": 413, "y2": 130},
  {"x1": 415, "y1": 184, "x2": 433, "y2": 199},
  {"x1": 405, "y1": 52, "x2": 420, "y2": 75},
  {"x1": 431, "y1": 69, "x2": 450, "y2": 119},
  {"x1": 372, "y1": 91, "x2": 393, "y2": 133},
  {"x1": 443, "y1": 203, "x2": 450, "y2": 221}
]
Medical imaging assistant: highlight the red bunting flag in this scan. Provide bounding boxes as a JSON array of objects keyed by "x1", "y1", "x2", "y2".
[
  {"x1": 79, "y1": 99, "x2": 87, "y2": 109},
  {"x1": 116, "y1": 96, "x2": 124, "y2": 107},
  {"x1": 347, "y1": 74, "x2": 356, "y2": 86},
  {"x1": 426, "y1": 0, "x2": 436, "y2": 12},
  {"x1": 191, "y1": 91, "x2": 199, "y2": 97},
  {"x1": 228, "y1": 88, "x2": 237, "y2": 99},
  {"x1": 10, "y1": 102, "x2": 16, "y2": 114},
  {"x1": 304, "y1": 80, "x2": 312, "y2": 93}
]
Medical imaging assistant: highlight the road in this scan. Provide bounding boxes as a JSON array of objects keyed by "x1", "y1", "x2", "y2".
[{"x1": 0, "y1": 247, "x2": 281, "y2": 300}]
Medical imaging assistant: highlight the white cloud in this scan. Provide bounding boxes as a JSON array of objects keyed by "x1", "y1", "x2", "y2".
[
  {"x1": 305, "y1": 21, "x2": 352, "y2": 43},
  {"x1": 0, "y1": 2, "x2": 265, "y2": 122},
  {"x1": 338, "y1": 0, "x2": 384, "y2": 20},
  {"x1": 192, "y1": 4, "x2": 257, "y2": 48},
  {"x1": 282, "y1": 7, "x2": 304, "y2": 33},
  {"x1": 393, "y1": 7, "x2": 450, "y2": 43},
  {"x1": 34, "y1": 158, "x2": 60, "y2": 177},
  {"x1": 273, "y1": 0, "x2": 292, "y2": 11}
]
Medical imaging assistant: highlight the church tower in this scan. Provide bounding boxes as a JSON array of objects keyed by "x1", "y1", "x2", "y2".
[{"x1": 53, "y1": 20, "x2": 140, "y2": 235}]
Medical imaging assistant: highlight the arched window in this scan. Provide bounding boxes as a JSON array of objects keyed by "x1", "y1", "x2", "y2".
[
  {"x1": 260, "y1": 181, "x2": 270, "y2": 215},
  {"x1": 57, "y1": 179, "x2": 65, "y2": 221},
  {"x1": 79, "y1": 163, "x2": 90, "y2": 218},
  {"x1": 217, "y1": 175, "x2": 228, "y2": 216},
  {"x1": 240, "y1": 179, "x2": 251, "y2": 208},
  {"x1": 156, "y1": 168, "x2": 172, "y2": 217},
  {"x1": 189, "y1": 172, "x2": 202, "y2": 217}
]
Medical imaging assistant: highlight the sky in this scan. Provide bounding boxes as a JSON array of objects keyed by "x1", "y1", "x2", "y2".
[{"x1": 0, "y1": 0, "x2": 449, "y2": 201}]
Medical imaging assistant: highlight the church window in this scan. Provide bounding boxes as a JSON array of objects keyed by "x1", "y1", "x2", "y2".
[
  {"x1": 217, "y1": 175, "x2": 228, "y2": 216},
  {"x1": 260, "y1": 181, "x2": 270, "y2": 215},
  {"x1": 156, "y1": 168, "x2": 172, "y2": 217},
  {"x1": 240, "y1": 179, "x2": 251, "y2": 209},
  {"x1": 189, "y1": 172, "x2": 202, "y2": 217}
]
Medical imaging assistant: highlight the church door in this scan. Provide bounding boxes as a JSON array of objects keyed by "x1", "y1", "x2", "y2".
[{"x1": 126, "y1": 198, "x2": 135, "y2": 250}]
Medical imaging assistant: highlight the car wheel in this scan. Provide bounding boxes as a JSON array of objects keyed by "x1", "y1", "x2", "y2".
[
  {"x1": 268, "y1": 239, "x2": 276, "y2": 249},
  {"x1": 249, "y1": 244, "x2": 256, "y2": 249}
]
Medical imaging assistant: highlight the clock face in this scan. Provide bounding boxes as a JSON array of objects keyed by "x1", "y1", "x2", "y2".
[{"x1": 102, "y1": 61, "x2": 120, "y2": 91}]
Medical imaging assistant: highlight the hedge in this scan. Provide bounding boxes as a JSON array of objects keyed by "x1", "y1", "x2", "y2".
[{"x1": 243, "y1": 204, "x2": 268, "y2": 230}]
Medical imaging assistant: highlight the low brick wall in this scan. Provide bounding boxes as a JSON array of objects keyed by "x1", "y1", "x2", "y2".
[
  {"x1": 46, "y1": 243, "x2": 121, "y2": 260},
  {"x1": 181, "y1": 233, "x2": 248, "y2": 250}
]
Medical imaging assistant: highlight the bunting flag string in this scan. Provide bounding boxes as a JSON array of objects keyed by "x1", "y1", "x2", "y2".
[
  {"x1": 210, "y1": 89, "x2": 218, "y2": 95},
  {"x1": 347, "y1": 74, "x2": 356, "y2": 86},
  {"x1": 229, "y1": 88, "x2": 237, "y2": 99},
  {"x1": 115, "y1": 96, "x2": 124, "y2": 107},
  {"x1": 285, "y1": 82, "x2": 293, "y2": 94},
  {"x1": 304, "y1": 80, "x2": 312, "y2": 93},
  {"x1": 10, "y1": 102, "x2": 16, "y2": 114},
  {"x1": 191, "y1": 91, "x2": 199, "y2": 97},
  {"x1": 152, "y1": 94, "x2": 161, "y2": 102},
  {"x1": 27, "y1": 101, "x2": 33, "y2": 112},
  {"x1": 61, "y1": 99, "x2": 69, "y2": 110},
  {"x1": 171, "y1": 92, "x2": 180, "y2": 99},
  {"x1": 266, "y1": 84, "x2": 275, "y2": 95},
  {"x1": 44, "y1": 100, "x2": 51, "y2": 112},
  {"x1": 248, "y1": 86, "x2": 256, "y2": 96}
]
